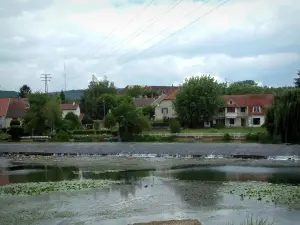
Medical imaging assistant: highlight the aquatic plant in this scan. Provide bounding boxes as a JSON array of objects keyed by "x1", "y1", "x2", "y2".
[
  {"x1": 223, "y1": 181, "x2": 300, "y2": 208},
  {"x1": 227, "y1": 214, "x2": 275, "y2": 225},
  {"x1": 0, "y1": 179, "x2": 120, "y2": 196}
]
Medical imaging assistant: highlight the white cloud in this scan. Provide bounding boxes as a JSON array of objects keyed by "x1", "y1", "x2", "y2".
[{"x1": 0, "y1": 0, "x2": 299, "y2": 92}]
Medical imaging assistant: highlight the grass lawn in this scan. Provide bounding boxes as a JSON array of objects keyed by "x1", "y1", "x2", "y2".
[{"x1": 146, "y1": 127, "x2": 265, "y2": 134}]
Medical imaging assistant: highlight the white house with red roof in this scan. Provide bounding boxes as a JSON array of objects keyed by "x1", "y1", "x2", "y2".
[
  {"x1": 60, "y1": 103, "x2": 81, "y2": 119},
  {"x1": 154, "y1": 91, "x2": 273, "y2": 127},
  {"x1": 0, "y1": 98, "x2": 10, "y2": 129}
]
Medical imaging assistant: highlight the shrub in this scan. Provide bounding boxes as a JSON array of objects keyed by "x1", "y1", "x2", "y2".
[
  {"x1": 245, "y1": 132, "x2": 272, "y2": 143},
  {"x1": 7, "y1": 126, "x2": 24, "y2": 140},
  {"x1": 133, "y1": 135, "x2": 177, "y2": 142},
  {"x1": 223, "y1": 133, "x2": 232, "y2": 141},
  {"x1": 93, "y1": 120, "x2": 101, "y2": 130},
  {"x1": 152, "y1": 121, "x2": 169, "y2": 127},
  {"x1": 169, "y1": 120, "x2": 181, "y2": 133},
  {"x1": 214, "y1": 124, "x2": 225, "y2": 129},
  {"x1": 73, "y1": 129, "x2": 112, "y2": 135},
  {"x1": 53, "y1": 130, "x2": 69, "y2": 142},
  {"x1": 245, "y1": 133, "x2": 260, "y2": 142},
  {"x1": 10, "y1": 119, "x2": 20, "y2": 126},
  {"x1": 104, "y1": 114, "x2": 116, "y2": 128}
]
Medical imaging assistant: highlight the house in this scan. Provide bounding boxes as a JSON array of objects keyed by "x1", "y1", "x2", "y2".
[
  {"x1": 154, "y1": 87, "x2": 179, "y2": 121},
  {"x1": 120, "y1": 85, "x2": 178, "y2": 96},
  {"x1": 0, "y1": 98, "x2": 10, "y2": 129},
  {"x1": 5, "y1": 98, "x2": 28, "y2": 128},
  {"x1": 154, "y1": 92, "x2": 273, "y2": 127},
  {"x1": 60, "y1": 103, "x2": 81, "y2": 118},
  {"x1": 219, "y1": 94, "x2": 273, "y2": 127},
  {"x1": 133, "y1": 97, "x2": 156, "y2": 107}
]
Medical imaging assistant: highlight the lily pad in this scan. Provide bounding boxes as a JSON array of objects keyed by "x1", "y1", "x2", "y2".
[{"x1": 0, "y1": 179, "x2": 120, "y2": 196}]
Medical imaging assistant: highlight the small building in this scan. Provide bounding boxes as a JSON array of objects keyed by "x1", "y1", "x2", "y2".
[
  {"x1": 0, "y1": 98, "x2": 10, "y2": 129},
  {"x1": 5, "y1": 98, "x2": 28, "y2": 128},
  {"x1": 60, "y1": 103, "x2": 81, "y2": 118},
  {"x1": 154, "y1": 88, "x2": 179, "y2": 121}
]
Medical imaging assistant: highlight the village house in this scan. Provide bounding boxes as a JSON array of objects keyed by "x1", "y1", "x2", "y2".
[
  {"x1": 0, "y1": 98, "x2": 10, "y2": 129},
  {"x1": 60, "y1": 103, "x2": 81, "y2": 118},
  {"x1": 154, "y1": 90, "x2": 273, "y2": 128}
]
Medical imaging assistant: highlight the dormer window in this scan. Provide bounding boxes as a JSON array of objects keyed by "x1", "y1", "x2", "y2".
[
  {"x1": 253, "y1": 106, "x2": 260, "y2": 112},
  {"x1": 229, "y1": 100, "x2": 233, "y2": 104}
]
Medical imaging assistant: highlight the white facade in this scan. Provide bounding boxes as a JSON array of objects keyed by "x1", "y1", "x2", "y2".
[
  {"x1": 62, "y1": 106, "x2": 80, "y2": 118},
  {"x1": 0, "y1": 117, "x2": 4, "y2": 129},
  {"x1": 248, "y1": 115, "x2": 265, "y2": 127},
  {"x1": 154, "y1": 100, "x2": 177, "y2": 121}
]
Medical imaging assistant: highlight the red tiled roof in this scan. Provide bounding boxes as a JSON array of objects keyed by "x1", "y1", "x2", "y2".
[
  {"x1": 223, "y1": 94, "x2": 273, "y2": 115},
  {"x1": 6, "y1": 98, "x2": 28, "y2": 118},
  {"x1": 0, "y1": 98, "x2": 10, "y2": 117},
  {"x1": 60, "y1": 104, "x2": 79, "y2": 110},
  {"x1": 165, "y1": 87, "x2": 180, "y2": 100}
]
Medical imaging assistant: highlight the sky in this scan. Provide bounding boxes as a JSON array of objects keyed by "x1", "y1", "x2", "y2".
[{"x1": 0, "y1": 0, "x2": 299, "y2": 92}]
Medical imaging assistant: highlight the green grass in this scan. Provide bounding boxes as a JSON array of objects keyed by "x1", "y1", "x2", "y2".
[{"x1": 146, "y1": 127, "x2": 265, "y2": 134}]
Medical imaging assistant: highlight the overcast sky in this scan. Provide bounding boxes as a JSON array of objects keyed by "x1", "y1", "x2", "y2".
[{"x1": 0, "y1": 0, "x2": 299, "y2": 92}]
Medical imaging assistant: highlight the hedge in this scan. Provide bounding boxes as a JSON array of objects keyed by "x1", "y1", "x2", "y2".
[
  {"x1": 245, "y1": 132, "x2": 272, "y2": 143},
  {"x1": 72, "y1": 129, "x2": 112, "y2": 135},
  {"x1": 72, "y1": 135, "x2": 110, "y2": 142},
  {"x1": 151, "y1": 121, "x2": 169, "y2": 127},
  {"x1": 133, "y1": 135, "x2": 177, "y2": 142}
]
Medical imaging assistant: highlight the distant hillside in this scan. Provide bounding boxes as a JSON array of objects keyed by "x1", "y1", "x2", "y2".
[
  {"x1": 0, "y1": 91, "x2": 18, "y2": 98},
  {"x1": 0, "y1": 88, "x2": 124, "y2": 100}
]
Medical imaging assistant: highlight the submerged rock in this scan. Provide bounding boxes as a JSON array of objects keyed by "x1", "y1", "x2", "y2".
[{"x1": 132, "y1": 220, "x2": 201, "y2": 225}]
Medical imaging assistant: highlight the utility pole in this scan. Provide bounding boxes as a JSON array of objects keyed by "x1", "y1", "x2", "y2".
[{"x1": 40, "y1": 74, "x2": 51, "y2": 93}]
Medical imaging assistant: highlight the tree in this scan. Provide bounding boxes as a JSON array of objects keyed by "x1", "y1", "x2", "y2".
[
  {"x1": 82, "y1": 115, "x2": 93, "y2": 126},
  {"x1": 173, "y1": 75, "x2": 223, "y2": 128},
  {"x1": 125, "y1": 86, "x2": 144, "y2": 98},
  {"x1": 142, "y1": 106, "x2": 154, "y2": 119},
  {"x1": 104, "y1": 113, "x2": 116, "y2": 129},
  {"x1": 96, "y1": 94, "x2": 118, "y2": 119},
  {"x1": 7, "y1": 126, "x2": 24, "y2": 140},
  {"x1": 295, "y1": 70, "x2": 300, "y2": 88},
  {"x1": 265, "y1": 89, "x2": 300, "y2": 143},
  {"x1": 10, "y1": 119, "x2": 21, "y2": 126},
  {"x1": 18, "y1": 85, "x2": 31, "y2": 98},
  {"x1": 60, "y1": 90, "x2": 66, "y2": 103},
  {"x1": 225, "y1": 80, "x2": 264, "y2": 95},
  {"x1": 80, "y1": 75, "x2": 117, "y2": 119},
  {"x1": 23, "y1": 92, "x2": 50, "y2": 135},
  {"x1": 143, "y1": 90, "x2": 159, "y2": 98},
  {"x1": 43, "y1": 97, "x2": 62, "y2": 135},
  {"x1": 64, "y1": 112, "x2": 81, "y2": 130}
]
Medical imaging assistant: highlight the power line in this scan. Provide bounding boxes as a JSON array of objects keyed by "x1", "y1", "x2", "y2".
[
  {"x1": 83, "y1": 0, "x2": 154, "y2": 59},
  {"x1": 102, "y1": 0, "x2": 230, "y2": 75},
  {"x1": 97, "y1": 0, "x2": 184, "y2": 63},
  {"x1": 40, "y1": 74, "x2": 51, "y2": 93}
]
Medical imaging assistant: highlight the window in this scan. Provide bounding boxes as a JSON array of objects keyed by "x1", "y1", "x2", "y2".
[
  {"x1": 161, "y1": 108, "x2": 168, "y2": 114},
  {"x1": 227, "y1": 107, "x2": 235, "y2": 113},
  {"x1": 229, "y1": 100, "x2": 233, "y2": 104},
  {"x1": 253, "y1": 118, "x2": 261, "y2": 125},
  {"x1": 240, "y1": 107, "x2": 246, "y2": 112},
  {"x1": 253, "y1": 106, "x2": 260, "y2": 112},
  {"x1": 229, "y1": 118, "x2": 235, "y2": 125}
]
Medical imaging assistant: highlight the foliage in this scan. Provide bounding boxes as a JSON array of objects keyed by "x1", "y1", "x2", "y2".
[
  {"x1": 10, "y1": 119, "x2": 20, "y2": 126},
  {"x1": 264, "y1": 89, "x2": 300, "y2": 143},
  {"x1": 18, "y1": 84, "x2": 31, "y2": 98},
  {"x1": 73, "y1": 135, "x2": 110, "y2": 142},
  {"x1": 133, "y1": 134, "x2": 177, "y2": 142},
  {"x1": 173, "y1": 75, "x2": 223, "y2": 128},
  {"x1": 124, "y1": 85, "x2": 144, "y2": 98},
  {"x1": 96, "y1": 93, "x2": 118, "y2": 119},
  {"x1": 143, "y1": 90, "x2": 159, "y2": 98},
  {"x1": 73, "y1": 129, "x2": 112, "y2": 135},
  {"x1": 60, "y1": 90, "x2": 66, "y2": 103},
  {"x1": 245, "y1": 132, "x2": 272, "y2": 143},
  {"x1": 104, "y1": 114, "x2": 116, "y2": 128},
  {"x1": 295, "y1": 70, "x2": 300, "y2": 88},
  {"x1": 7, "y1": 126, "x2": 24, "y2": 140},
  {"x1": 223, "y1": 133, "x2": 232, "y2": 141},
  {"x1": 93, "y1": 120, "x2": 101, "y2": 130},
  {"x1": 0, "y1": 180, "x2": 119, "y2": 196},
  {"x1": 81, "y1": 115, "x2": 93, "y2": 125},
  {"x1": 169, "y1": 120, "x2": 181, "y2": 133},
  {"x1": 80, "y1": 75, "x2": 116, "y2": 120},
  {"x1": 152, "y1": 121, "x2": 170, "y2": 127},
  {"x1": 142, "y1": 105, "x2": 154, "y2": 118},
  {"x1": 64, "y1": 112, "x2": 81, "y2": 130},
  {"x1": 43, "y1": 97, "x2": 62, "y2": 135},
  {"x1": 53, "y1": 130, "x2": 69, "y2": 142}
]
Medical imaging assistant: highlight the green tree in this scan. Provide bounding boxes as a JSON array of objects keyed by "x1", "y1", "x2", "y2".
[
  {"x1": 80, "y1": 75, "x2": 116, "y2": 119},
  {"x1": 169, "y1": 120, "x2": 181, "y2": 133},
  {"x1": 295, "y1": 70, "x2": 300, "y2": 88},
  {"x1": 225, "y1": 80, "x2": 264, "y2": 95},
  {"x1": 64, "y1": 112, "x2": 81, "y2": 130},
  {"x1": 82, "y1": 115, "x2": 93, "y2": 126},
  {"x1": 142, "y1": 105, "x2": 154, "y2": 119},
  {"x1": 43, "y1": 97, "x2": 62, "y2": 135},
  {"x1": 143, "y1": 90, "x2": 159, "y2": 98},
  {"x1": 60, "y1": 90, "x2": 66, "y2": 103},
  {"x1": 265, "y1": 89, "x2": 300, "y2": 143},
  {"x1": 23, "y1": 92, "x2": 50, "y2": 135},
  {"x1": 96, "y1": 94, "x2": 118, "y2": 119},
  {"x1": 7, "y1": 126, "x2": 24, "y2": 140},
  {"x1": 10, "y1": 119, "x2": 21, "y2": 126},
  {"x1": 18, "y1": 85, "x2": 31, "y2": 98},
  {"x1": 173, "y1": 75, "x2": 223, "y2": 128},
  {"x1": 125, "y1": 86, "x2": 144, "y2": 98},
  {"x1": 104, "y1": 113, "x2": 116, "y2": 129},
  {"x1": 94, "y1": 120, "x2": 101, "y2": 130}
]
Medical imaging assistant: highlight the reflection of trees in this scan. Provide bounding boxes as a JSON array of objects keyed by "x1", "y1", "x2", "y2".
[
  {"x1": 166, "y1": 169, "x2": 227, "y2": 208},
  {"x1": 267, "y1": 172, "x2": 300, "y2": 185}
]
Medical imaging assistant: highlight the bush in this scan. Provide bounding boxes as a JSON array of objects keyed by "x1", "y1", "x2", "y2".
[
  {"x1": 7, "y1": 126, "x2": 24, "y2": 140},
  {"x1": 53, "y1": 130, "x2": 69, "y2": 142},
  {"x1": 213, "y1": 124, "x2": 225, "y2": 129},
  {"x1": 223, "y1": 133, "x2": 232, "y2": 141},
  {"x1": 133, "y1": 135, "x2": 177, "y2": 142},
  {"x1": 169, "y1": 120, "x2": 181, "y2": 133},
  {"x1": 104, "y1": 114, "x2": 116, "y2": 128},
  {"x1": 73, "y1": 129, "x2": 112, "y2": 135},
  {"x1": 152, "y1": 121, "x2": 169, "y2": 127},
  {"x1": 245, "y1": 132, "x2": 272, "y2": 143},
  {"x1": 93, "y1": 120, "x2": 101, "y2": 130},
  {"x1": 72, "y1": 135, "x2": 109, "y2": 142},
  {"x1": 10, "y1": 119, "x2": 21, "y2": 126}
]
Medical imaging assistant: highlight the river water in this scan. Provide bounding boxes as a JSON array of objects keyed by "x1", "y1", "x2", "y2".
[{"x1": 1, "y1": 157, "x2": 300, "y2": 225}]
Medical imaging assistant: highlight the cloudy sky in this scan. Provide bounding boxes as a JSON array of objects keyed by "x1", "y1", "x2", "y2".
[{"x1": 0, "y1": 0, "x2": 299, "y2": 92}]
